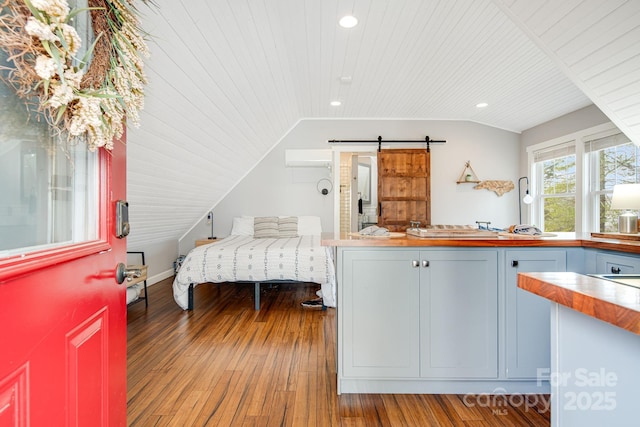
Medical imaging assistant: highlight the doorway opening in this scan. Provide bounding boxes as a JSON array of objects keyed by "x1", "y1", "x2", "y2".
[{"x1": 338, "y1": 151, "x2": 377, "y2": 233}]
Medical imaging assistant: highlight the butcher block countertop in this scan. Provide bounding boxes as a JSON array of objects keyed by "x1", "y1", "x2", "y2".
[
  {"x1": 322, "y1": 231, "x2": 640, "y2": 255},
  {"x1": 324, "y1": 231, "x2": 640, "y2": 334},
  {"x1": 518, "y1": 272, "x2": 640, "y2": 335}
]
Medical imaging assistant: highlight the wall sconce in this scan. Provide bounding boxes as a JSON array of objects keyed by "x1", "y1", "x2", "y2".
[
  {"x1": 611, "y1": 184, "x2": 640, "y2": 234},
  {"x1": 518, "y1": 177, "x2": 533, "y2": 224},
  {"x1": 317, "y1": 178, "x2": 333, "y2": 195}
]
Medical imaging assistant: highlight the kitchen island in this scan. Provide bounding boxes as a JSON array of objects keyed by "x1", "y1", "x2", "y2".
[
  {"x1": 321, "y1": 232, "x2": 640, "y2": 395},
  {"x1": 518, "y1": 272, "x2": 640, "y2": 427}
]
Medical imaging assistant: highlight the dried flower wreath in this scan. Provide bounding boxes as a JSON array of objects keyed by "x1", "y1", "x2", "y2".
[{"x1": 0, "y1": 0, "x2": 150, "y2": 150}]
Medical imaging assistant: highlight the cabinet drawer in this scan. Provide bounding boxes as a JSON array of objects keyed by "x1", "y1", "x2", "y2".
[{"x1": 595, "y1": 252, "x2": 640, "y2": 275}]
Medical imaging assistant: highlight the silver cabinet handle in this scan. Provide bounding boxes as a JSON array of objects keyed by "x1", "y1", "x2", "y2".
[
  {"x1": 422, "y1": 260, "x2": 429, "y2": 267},
  {"x1": 412, "y1": 260, "x2": 420, "y2": 268}
]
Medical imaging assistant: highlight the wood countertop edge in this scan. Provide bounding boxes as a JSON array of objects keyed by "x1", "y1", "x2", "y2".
[
  {"x1": 321, "y1": 233, "x2": 640, "y2": 255},
  {"x1": 518, "y1": 272, "x2": 640, "y2": 335}
]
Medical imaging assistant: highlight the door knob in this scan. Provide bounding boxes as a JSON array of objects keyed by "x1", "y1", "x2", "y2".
[{"x1": 115, "y1": 263, "x2": 141, "y2": 284}]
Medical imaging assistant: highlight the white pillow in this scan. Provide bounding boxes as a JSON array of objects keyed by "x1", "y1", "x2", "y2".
[
  {"x1": 297, "y1": 216, "x2": 322, "y2": 235},
  {"x1": 230, "y1": 217, "x2": 254, "y2": 235}
]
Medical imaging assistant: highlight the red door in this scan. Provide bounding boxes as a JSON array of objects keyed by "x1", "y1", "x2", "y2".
[{"x1": 0, "y1": 140, "x2": 127, "y2": 425}]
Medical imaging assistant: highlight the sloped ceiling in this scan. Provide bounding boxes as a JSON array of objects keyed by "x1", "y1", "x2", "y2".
[
  {"x1": 494, "y1": 0, "x2": 640, "y2": 146},
  {"x1": 125, "y1": 0, "x2": 638, "y2": 249}
]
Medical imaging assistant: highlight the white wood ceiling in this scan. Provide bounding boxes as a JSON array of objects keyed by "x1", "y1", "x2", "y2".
[
  {"x1": 494, "y1": 0, "x2": 640, "y2": 150},
  {"x1": 125, "y1": 0, "x2": 639, "y2": 249}
]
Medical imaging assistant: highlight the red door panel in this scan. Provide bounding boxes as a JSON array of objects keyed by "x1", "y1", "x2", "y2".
[
  {"x1": 0, "y1": 139, "x2": 127, "y2": 426},
  {"x1": 0, "y1": 363, "x2": 28, "y2": 425}
]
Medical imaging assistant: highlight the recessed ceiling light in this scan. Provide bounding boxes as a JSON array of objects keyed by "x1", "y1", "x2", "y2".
[
  {"x1": 339, "y1": 15, "x2": 358, "y2": 28},
  {"x1": 476, "y1": 102, "x2": 489, "y2": 108},
  {"x1": 330, "y1": 101, "x2": 342, "y2": 107}
]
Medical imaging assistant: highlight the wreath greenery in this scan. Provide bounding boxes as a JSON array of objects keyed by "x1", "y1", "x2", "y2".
[{"x1": 0, "y1": 0, "x2": 151, "y2": 150}]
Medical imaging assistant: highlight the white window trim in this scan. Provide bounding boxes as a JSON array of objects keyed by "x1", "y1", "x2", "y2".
[{"x1": 526, "y1": 122, "x2": 620, "y2": 233}]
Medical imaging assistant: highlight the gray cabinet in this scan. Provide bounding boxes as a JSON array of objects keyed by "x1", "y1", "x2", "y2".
[
  {"x1": 336, "y1": 245, "x2": 639, "y2": 394},
  {"x1": 341, "y1": 249, "x2": 420, "y2": 378},
  {"x1": 595, "y1": 251, "x2": 640, "y2": 274},
  {"x1": 505, "y1": 250, "x2": 566, "y2": 379},
  {"x1": 340, "y1": 248, "x2": 498, "y2": 380},
  {"x1": 420, "y1": 250, "x2": 498, "y2": 378}
]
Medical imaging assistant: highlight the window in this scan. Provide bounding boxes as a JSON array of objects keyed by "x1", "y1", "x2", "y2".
[
  {"x1": 532, "y1": 142, "x2": 576, "y2": 232},
  {"x1": 585, "y1": 132, "x2": 638, "y2": 232},
  {"x1": 528, "y1": 124, "x2": 640, "y2": 233},
  {"x1": 0, "y1": 56, "x2": 98, "y2": 258}
]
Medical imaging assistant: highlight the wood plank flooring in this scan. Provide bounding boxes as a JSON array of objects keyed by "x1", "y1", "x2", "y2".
[{"x1": 127, "y1": 278, "x2": 550, "y2": 426}]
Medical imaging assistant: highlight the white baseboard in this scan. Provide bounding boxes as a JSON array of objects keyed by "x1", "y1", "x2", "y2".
[{"x1": 147, "y1": 269, "x2": 174, "y2": 286}]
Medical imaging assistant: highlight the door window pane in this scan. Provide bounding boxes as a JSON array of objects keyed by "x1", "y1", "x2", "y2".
[{"x1": 0, "y1": 71, "x2": 98, "y2": 257}]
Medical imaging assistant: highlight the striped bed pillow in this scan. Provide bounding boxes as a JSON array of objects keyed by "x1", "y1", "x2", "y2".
[
  {"x1": 253, "y1": 216, "x2": 299, "y2": 238},
  {"x1": 278, "y1": 216, "x2": 298, "y2": 238},
  {"x1": 253, "y1": 216, "x2": 279, "y2": 238}
]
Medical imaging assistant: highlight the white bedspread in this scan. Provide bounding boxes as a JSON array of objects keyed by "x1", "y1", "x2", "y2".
[{"x1": 172, "y1": 235, "x2": 336, "y2": 309}]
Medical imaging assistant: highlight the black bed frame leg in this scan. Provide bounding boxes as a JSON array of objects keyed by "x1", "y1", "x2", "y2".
[
  {"x1": 254, "y1": 282, "x2": 261, "y2": 310},
  {"x1": 188, "y1": 284, "x2": 194, "y2": 310}
]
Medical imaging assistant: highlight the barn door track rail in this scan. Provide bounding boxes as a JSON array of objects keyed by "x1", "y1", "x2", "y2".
[{"x1": 327, "y1": 135, "x2": 446, "y2": 152}]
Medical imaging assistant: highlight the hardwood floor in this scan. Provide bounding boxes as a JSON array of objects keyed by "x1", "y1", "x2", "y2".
[{"x1": 127, "y1": 278, "x2": 550, "y2": 426}]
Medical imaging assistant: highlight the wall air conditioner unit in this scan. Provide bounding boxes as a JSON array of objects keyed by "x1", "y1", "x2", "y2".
[{"x1": 284, "y1": 149, "x2": 332, "y2": 168}]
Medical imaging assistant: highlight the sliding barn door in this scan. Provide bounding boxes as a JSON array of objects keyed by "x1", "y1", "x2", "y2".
[{"x1": 377, "y1": 149, "x2": 430, "y2": 231}]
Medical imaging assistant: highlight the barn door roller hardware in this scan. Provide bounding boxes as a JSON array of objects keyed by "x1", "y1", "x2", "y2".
[{"x1": 327, "y1": 135, "x2": 446, "y2": 152}]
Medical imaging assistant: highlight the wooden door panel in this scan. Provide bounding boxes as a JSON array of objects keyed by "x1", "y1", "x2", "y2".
[
  {"x1": 380, "y1": 201, "x2": 428, "y2": 226},
  {"x1": 379, "y1": 177, "x2": 427, "y2": 199},
  {"x1": 378, "y1": 151, "x2": 428, "y2": 176},
  {"x1": 378, "y1": 149, "x2": 430, "y2": 231}
]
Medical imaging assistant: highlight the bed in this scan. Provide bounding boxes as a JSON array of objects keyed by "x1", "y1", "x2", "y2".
[{"x1": 172, "y1": 216, "x2": 337, "y2": 310}]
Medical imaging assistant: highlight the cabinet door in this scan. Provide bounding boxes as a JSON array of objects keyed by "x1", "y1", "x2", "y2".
[
  {"x1": 420, "y1": 250, "x2": 498, "y2": 378},
  {"x1": 595, "y1": 251, "x2": 640, "y2": 275},
  {"x1": 341, "y1": 250, "x2": 420, "y2": 378},
  {"x1": 506, "y1": 250, "x2": 566, "y2": 379}
]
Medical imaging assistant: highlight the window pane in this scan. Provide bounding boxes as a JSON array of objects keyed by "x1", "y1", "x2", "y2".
[
  {"x1": 542, "y1": 155, "x2": 576, "y2": 195},
  {"x1": 0, "y1": 67, "x2": 98, "y2": 257},
  {"x1": 599, "y1": 143, "x2": 640, "y2": 190},
  {"x1": 543, "y1": 197, "x2": 575, "y2": 232},
  {"x1": 588, "y1": 135, "x2": 639, "y2": 232},
  {"x1": 597, "y1": 193, "x2": 619, "y2": 233}
]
